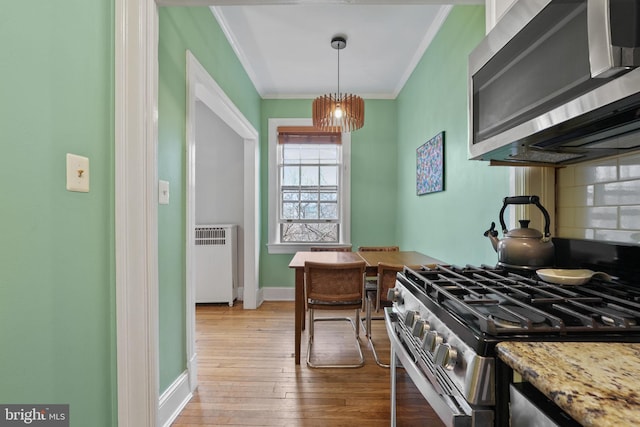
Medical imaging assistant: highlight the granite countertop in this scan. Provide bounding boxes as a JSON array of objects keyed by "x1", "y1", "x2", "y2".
[{"x1": 496, "y1": 342, "x2": 640, "y2": 427}]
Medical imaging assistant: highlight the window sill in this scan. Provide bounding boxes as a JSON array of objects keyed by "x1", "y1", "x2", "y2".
[{"x1": 266, "y1": 243, "x2": 352, "y2": 255}]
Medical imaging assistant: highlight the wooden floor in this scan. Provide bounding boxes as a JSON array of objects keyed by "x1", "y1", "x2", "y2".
[{"x1": 172, "y1": 301, "x2": 445, "y2": 426}]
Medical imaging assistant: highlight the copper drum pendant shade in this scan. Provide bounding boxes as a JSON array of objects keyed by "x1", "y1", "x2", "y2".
[{"x1": 312, "y1": 36, "x2": 365, "y2": 133}]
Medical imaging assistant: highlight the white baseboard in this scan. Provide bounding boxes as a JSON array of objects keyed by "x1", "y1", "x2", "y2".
[
  {"x1": 187, "y1": 353, "x2": 198, "y2": 392},
  {"x1": 159, "y1": 371, "x2": 193, "y2": 427},
  {"x1": 262, "y1": 286, "x2": 294, "y2": 301}
]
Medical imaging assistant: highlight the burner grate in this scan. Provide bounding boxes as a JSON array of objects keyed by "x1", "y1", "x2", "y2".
[{"x1": 402, "y1": 264, "x2": 640, "y2": 336}]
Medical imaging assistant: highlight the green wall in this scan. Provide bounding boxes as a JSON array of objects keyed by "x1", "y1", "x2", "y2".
[
  {"x1": 157, "y1": 7, "x2": 260, "y2": 392},
  {"x1": 0, "y1": 3, "x2": 510, "y2": 424},
  {"x1": 396, "y1": 6, "x2": 509, "y2": 265},
  {"x1": 257, "y1": 7, "x2": 506, "y2": 286},
  {"x1": 259, "y1": 99, "x2": 398, "y2": 287},
  {"x1": 0, "y1": 1, "x2": 116, "y2": 425}
]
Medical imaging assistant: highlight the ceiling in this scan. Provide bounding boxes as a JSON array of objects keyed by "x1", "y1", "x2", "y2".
[{"x1": 160, "y1": 0, "x2": 484, "y2": 99}]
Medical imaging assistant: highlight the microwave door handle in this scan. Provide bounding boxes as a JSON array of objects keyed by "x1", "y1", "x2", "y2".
[{"x1": 588, "y1": 0, "x2": 629, "y2": 78}]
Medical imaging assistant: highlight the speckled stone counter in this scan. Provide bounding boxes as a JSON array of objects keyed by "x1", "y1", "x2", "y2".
[{"x1": 496, "y1": 342, "x2": 640, "y2": 427}]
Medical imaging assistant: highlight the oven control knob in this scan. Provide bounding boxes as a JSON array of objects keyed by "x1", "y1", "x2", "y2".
[
  {"x1": 412, "y1": 319, "x2": 430, "y2": 339},
  {"x1": 404, "y1": 311, "x2": 421, "y2": 327},
  {"x1": 434, "y1": 343, "x2": 458, "y2": 370},
  {"x1": 422, "y1": 331, "x2": 443, "y2": 353},
  {"x1": 387, "y1": 288, "x2": 401, "y2": 303}
]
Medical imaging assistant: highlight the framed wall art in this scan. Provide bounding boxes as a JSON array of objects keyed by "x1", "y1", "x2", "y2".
[{"x1": 416, "y1": 131, "x2": 445, "y2": 196}]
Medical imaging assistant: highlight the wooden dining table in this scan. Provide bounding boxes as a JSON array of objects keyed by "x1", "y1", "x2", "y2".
[{"x1": 288, "y1": 250, "x2": 445, "y2": 364}]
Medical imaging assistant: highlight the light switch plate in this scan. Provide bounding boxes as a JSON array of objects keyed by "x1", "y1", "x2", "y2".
[
  {"x1": 66, "y1": 153, "x2": 89, "y2": 192},
  {"x1": 159, "y1": 180, "x2": 170, "y2": 204}
]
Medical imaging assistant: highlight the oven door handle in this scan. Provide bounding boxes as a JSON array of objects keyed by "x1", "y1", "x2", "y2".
[{"x1": 385, "y1": 308, "x2": 477, "y2": 427}]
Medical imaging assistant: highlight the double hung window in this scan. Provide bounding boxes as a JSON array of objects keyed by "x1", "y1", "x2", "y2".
[
  {"x1": 279, "y1": 130, "x2": 340, "y2": 242},
  {"x1": 268, "y1": 119, "x2": 351, "y2": 253}
]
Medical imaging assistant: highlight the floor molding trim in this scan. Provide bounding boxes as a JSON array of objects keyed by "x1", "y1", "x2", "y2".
[
  {"x1": 262, "y1": 287, "x2": 294, "y2": 301},
  {"x1": 159, "y1": 371, "x2": 193, "y2": 427}
]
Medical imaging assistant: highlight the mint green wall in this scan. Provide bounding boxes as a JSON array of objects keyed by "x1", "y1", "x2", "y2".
[
  {"x1": 396, "y1": 6, "x2": 509, "y2": 265},
  {"x1": 158, "y1": 7, "x2": 260, "y2": 392},
  {"x1": 259, "y1": 99, "x2": 398, "y2": 287},
  {"x1": 0, "y1": 2, "x2": 116, "y2": 425},
  {"x1": 257, "y1": 9, "x2": 506, "y2": 285},
  {"x1": 0, "y1": 3, "x2": 510, "y2": 422}
]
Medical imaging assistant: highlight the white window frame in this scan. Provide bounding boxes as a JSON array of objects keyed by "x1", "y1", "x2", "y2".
[{"x1": 267, "y1": 118, "x2": 351, "y2": 254}]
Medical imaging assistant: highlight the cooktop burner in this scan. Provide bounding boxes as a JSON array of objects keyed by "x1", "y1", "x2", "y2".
[{"x1": 400, "y1": 264, "x2": 640, "y2": 337}]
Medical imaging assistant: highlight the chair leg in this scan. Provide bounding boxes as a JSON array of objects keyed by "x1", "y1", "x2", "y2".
[
  {"x1": 363, "y1": 294, "x2": 390, "y2": 368},
  {"x1": 368, "y1": 335, "x2": 390, "y2": 368},
  {"x1": 306, "y1": 308, "x2": 365, "y2": 369}
]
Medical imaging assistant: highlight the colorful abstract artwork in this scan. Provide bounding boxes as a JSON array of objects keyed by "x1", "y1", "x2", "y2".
[{"x1": 416, "y1": 132, "x2": 444, "y2": 196}]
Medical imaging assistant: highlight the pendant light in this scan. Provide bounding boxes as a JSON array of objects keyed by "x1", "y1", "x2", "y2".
[{"x1": 312, "y1": 36, "x2": 365, "y2": 133}]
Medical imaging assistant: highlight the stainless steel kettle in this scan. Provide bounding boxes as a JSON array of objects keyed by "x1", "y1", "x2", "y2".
[{"x1": 484, "y1": 195, "x2": 554, "y2": 270}]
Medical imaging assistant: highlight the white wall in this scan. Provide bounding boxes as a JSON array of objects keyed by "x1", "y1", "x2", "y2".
[{"x1": 195, "y1": 100, "x2": 245, "y2": 289}]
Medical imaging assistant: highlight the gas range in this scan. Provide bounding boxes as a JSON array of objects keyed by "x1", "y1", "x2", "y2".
[
  {"x1": 385, "y1": 238, "x2": 640, "y2": 427},
  {"x1": 399, "y1": 263, "x2": 640, "y2": 353}
]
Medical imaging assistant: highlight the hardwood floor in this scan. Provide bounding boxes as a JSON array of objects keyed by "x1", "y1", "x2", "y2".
[{"x1": 172, "y1": 301, "x2": 445, "y2": 426}]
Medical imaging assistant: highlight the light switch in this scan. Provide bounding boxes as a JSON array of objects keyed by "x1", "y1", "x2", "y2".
[
  {"x1": 66, "y1": 153, "x2": 89, "y2": 192},
  {"x1": 159, "y1": 180, "x2": 170, "y2": 205}
]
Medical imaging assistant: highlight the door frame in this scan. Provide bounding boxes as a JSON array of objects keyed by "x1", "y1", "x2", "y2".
[
  {"x1": 184, "y1": 50, "x2": 259, "y2": 391},
  {"x1": 115, "y1": 1, "x2": 260, "y2": 425},
  {"x1": 115, "y1": 0, "x2": 159, "y2": 425}
]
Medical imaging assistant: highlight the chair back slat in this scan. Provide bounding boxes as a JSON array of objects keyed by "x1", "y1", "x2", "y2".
[{"x1": 305, "y1": 261, "x2": 365, "y2": 302}]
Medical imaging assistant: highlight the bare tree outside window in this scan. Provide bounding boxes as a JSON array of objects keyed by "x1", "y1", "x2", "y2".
[{"x1": 279, "y1": 143, "x2": 340, "y2": 242}]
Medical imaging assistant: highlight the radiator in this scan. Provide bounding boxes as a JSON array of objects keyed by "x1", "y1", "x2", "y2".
[{"x1": 194, "y1": 224, "x2": 238, "y2": 305}]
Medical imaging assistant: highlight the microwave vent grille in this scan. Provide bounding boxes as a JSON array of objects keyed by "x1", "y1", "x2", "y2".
[{"x1": 509, "y1": 150, "x2": 585, "y2": 164}]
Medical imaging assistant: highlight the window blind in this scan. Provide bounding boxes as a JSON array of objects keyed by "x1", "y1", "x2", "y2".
[{"x1": 277, "y1": 126, "x2": 341, "y2": 145}]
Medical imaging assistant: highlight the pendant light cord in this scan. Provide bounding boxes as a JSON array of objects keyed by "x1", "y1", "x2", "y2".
[{"x1": 337, "y1": 46, "x2": 340, "y2": 97}]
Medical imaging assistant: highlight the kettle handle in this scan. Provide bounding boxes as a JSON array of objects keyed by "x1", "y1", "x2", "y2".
[{"x1": 499, "y1": 195, "x2": 551, "y2": 238}]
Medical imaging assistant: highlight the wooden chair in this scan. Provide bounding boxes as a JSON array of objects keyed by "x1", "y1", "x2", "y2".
[
  {"x1": 365, "y1": 262, "x2": 404, "y2": 368},
  {"x1": 304, "y1": 260, "x2": 366, "y2": 368},
  {"x1": 310, "y1": 246, "x2": 352, "y2": 252},
  {"x1": 357, "y1": 246, "x2": 399, "y2": 310},
  {"x1": 305, "y1": 246, "x2": 352, "y2": 312}
]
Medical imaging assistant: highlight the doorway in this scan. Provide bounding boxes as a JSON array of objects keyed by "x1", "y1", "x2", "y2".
[{"x1": 184, "y1": 50, "x2": 259, "y2": 393}]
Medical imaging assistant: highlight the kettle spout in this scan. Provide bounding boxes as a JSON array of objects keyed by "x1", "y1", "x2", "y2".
[{"x1": 484, "y1": 222, "x2": 499, "y2": 252}]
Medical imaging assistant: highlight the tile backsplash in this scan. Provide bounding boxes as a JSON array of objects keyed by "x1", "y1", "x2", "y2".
[{"x1": 557, "y1": 152, "x2": 640, "y2": 244}]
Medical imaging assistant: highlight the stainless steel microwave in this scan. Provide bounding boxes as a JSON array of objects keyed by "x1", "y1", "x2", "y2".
[{"x1": 469, "y1": 0, "x2": 640, "y2": 165}]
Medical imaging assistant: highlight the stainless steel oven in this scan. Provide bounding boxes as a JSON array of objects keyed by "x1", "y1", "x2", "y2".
[{"x1": 385, "y1": 238, "x2": 640, "y2": 427}]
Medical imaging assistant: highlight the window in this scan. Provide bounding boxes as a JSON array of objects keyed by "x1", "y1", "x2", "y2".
[
  {"x1": 280, "y1": 138, "x2": 339, "y2": 242},
  {"x1": 268, "y1": 119, "x2": 351, "y2": 254}
]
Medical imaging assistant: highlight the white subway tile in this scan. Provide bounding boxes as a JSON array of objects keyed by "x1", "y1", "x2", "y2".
[
  {"x1": 557, "y1": 185, "x2": 594, "y2": 208},
  {"x1": 557, "y1": 166, "x2": 575, "y2": 187},
  {"x1": 597, "y1": 180, "x2": 640, "y2": 205},
  {"x1": 557, "y1": 186, "x2": 575, "y2": 207},
  {"x1": 619, "y1": 152, "x2": 640, "y2": 180},
  {"x1": 585, "y1": 185, "x2": 594, "y2": 206},
  {"x1": 557, "y1": 227, "x2": 592, "y2": 239},
  {"x1": 593, "y1": 229, "x2": 640, "y2": 244},
  {"x1": 574, "y1": 159, "x2": 618, "y2": 185},
  {"x1": 556, "y1": 152, "x2": 640, "y2": 240},
  {"x1": 576, "y1": 206, "x2": 618, "y2": 228},
  {"x1": 557, "y1": 207, "x2": 576, "y2": 228},
  {"x1": 620, "y1": 206, "x2": 640, "y2": 230}
]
